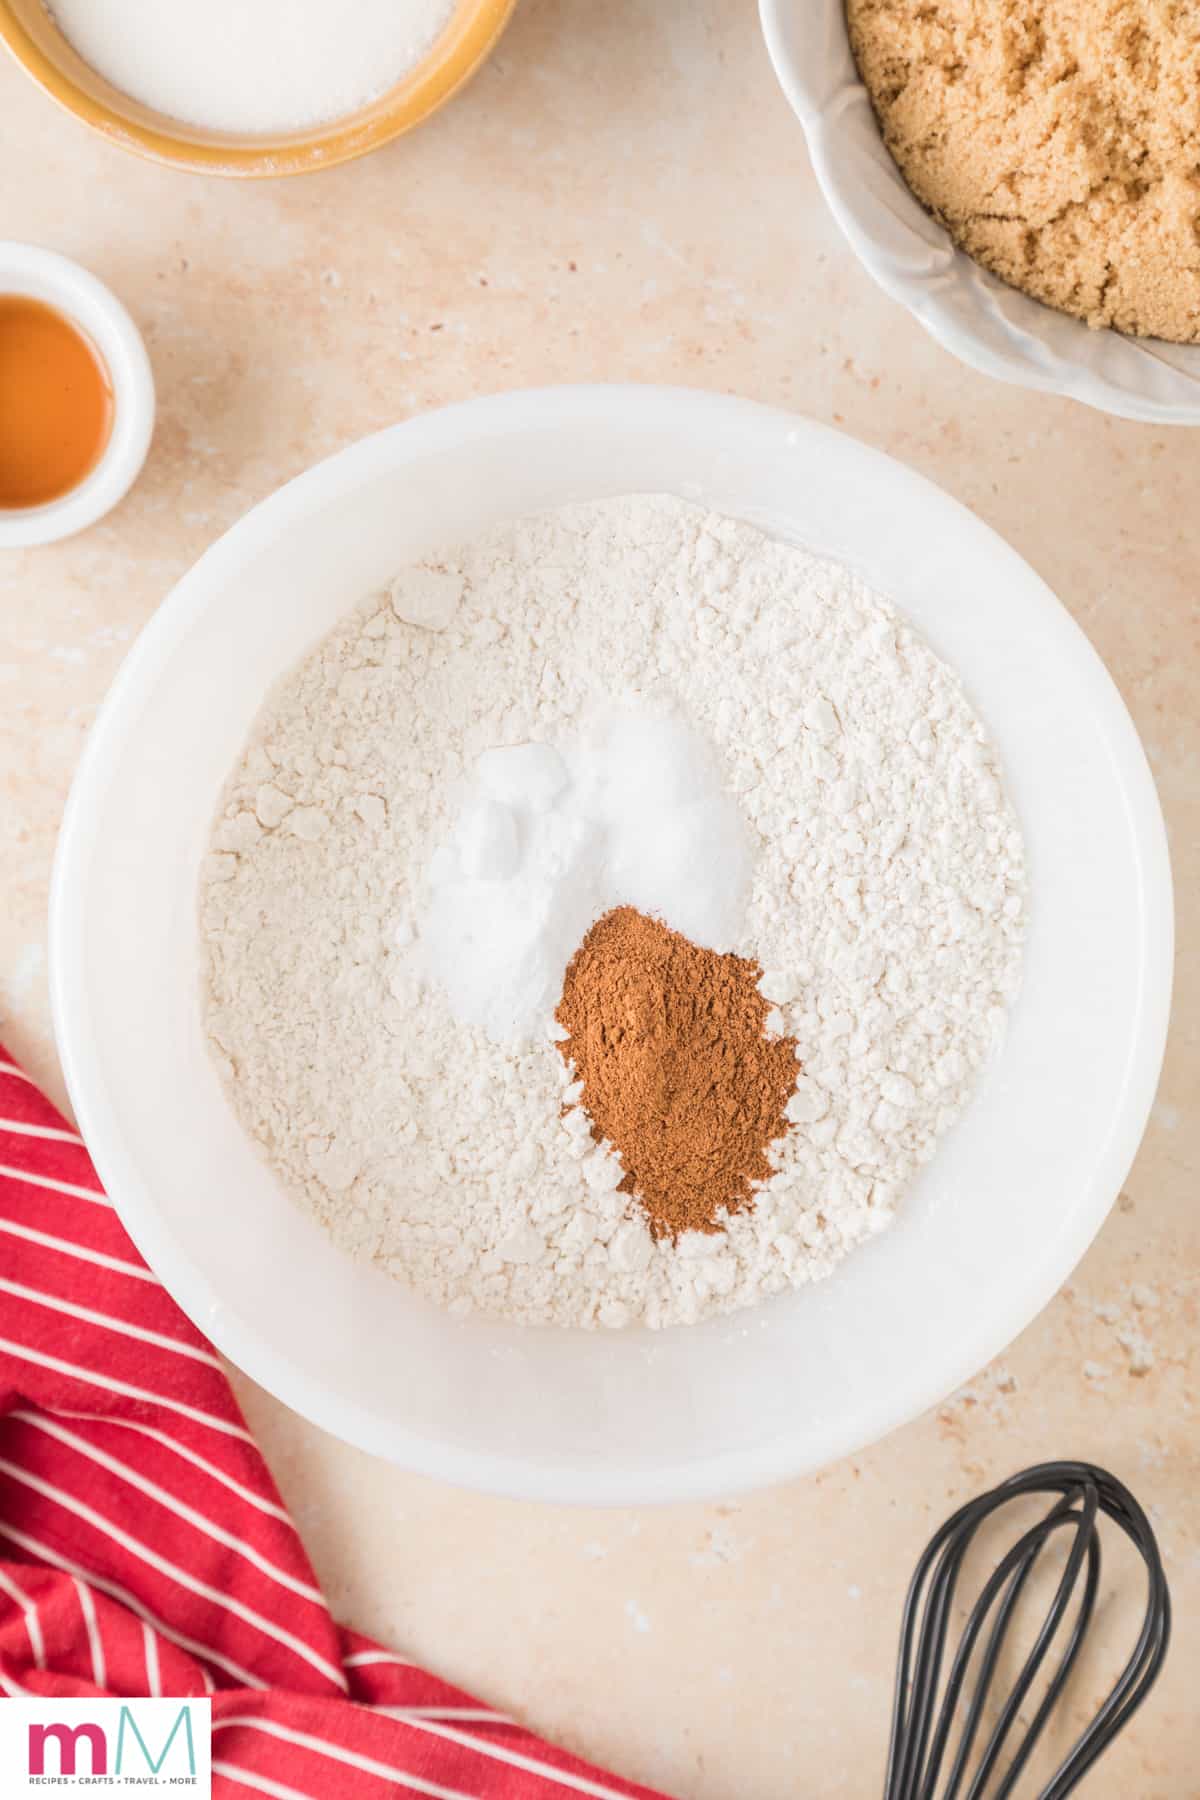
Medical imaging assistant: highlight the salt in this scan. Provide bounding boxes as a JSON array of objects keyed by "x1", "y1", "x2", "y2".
[
  {"x1": 48, "y1": 0, "x2": 456, "y2": 137},
  {"x1": 454, "y1": 796, "x2": 520, "y2": 881},
  {"x1": 421, "y1": 708, "x2": 755, "y2": 1043},
  {"x1": 476, "y1": 743, "x2": 569, "y2": 813}
]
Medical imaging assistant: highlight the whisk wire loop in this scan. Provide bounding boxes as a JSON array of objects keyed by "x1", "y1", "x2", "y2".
[
  {"x1": 980, "y1": 1508, "x2": 1101, "y2": 1800},
  {"x1": 882, "y1": 1462, "x2": 1170, "y2": 1800},
  {"x1": 959, "y1": 1493, "x2": 1098, "y2": 1800}
]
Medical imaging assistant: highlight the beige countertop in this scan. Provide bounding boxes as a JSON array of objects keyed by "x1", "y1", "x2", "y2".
[{"x1": 1, "y1": 2, "x2": 1196, "y2": 1793}]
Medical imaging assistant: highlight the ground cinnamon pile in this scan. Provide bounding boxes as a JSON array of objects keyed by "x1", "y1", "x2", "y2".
[{"x1": 554, "y1": 906, "x2": 800, "y2": 1238}]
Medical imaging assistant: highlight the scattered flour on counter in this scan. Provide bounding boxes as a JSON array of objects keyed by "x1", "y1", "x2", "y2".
[{"x1": 201, "y1": 495, "x2": 1026, "y2": 1329}]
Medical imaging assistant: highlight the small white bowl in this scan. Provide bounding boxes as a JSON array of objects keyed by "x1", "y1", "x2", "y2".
[
  {"x1": 0, "y1": 242, "x2": 155, "y2": 547},
  {"x1": 50, "y1": 386, "x2": 1171, "y2": 1503},
  {"x1": 760, "y1": 0, "x2": 1200, "y2": 425}
]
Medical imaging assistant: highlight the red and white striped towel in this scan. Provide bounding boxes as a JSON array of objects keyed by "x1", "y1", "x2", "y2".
[{"x1": 0, "y1": 1045, "x2": 672, "y2": 1799}]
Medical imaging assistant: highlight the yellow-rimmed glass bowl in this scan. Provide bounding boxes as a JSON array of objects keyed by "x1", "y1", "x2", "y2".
[{"x1": 0, "y1": 0, "x2": 517, "y2": 177}]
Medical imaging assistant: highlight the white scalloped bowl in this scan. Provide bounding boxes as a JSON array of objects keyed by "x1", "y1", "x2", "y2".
[{"x1": 760, "y1": 0, "x2": 1200, "y2": 425}]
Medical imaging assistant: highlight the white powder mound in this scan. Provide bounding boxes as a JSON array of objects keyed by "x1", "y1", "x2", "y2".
[
  {"x1": 201, "y1": 495, "x2": 1027, "y2": 1330},
  {"x1": 424, "y1": 709, "x2": 754, "y2": 1042},
  {"x1": 48, "y1": 0, "x2": 455, "y2": 136}
]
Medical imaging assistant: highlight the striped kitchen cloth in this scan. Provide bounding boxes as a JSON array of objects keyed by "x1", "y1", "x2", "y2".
[{"x1": 0, "y1": 1045, "x2": 670, "y2": 1799}]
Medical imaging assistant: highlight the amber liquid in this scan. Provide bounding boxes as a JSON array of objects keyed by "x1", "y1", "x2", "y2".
[{"x1": 0, "y1": 295, "x2": 114, "y2": 509}]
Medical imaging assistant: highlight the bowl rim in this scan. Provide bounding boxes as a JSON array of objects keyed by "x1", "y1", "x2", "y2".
[
  {"x1": 49, "y1": 385, "x2": 1174, "y2": 1504},
  {"x1": 758, "y1": 0, "x2": 1200, "y2": 426},
  {"x1": 0, "y1": 0, "x2": 516, "y2": 177}
]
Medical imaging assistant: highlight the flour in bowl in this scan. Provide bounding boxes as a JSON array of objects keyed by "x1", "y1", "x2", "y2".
[{"x1": 201, "y1": 495, "x2": 1026, "y2": 1329}]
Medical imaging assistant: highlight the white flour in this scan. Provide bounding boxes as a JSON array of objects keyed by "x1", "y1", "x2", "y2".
[{"x1": 201, "y1": 496, "x2": 1026, "y2": 1329}]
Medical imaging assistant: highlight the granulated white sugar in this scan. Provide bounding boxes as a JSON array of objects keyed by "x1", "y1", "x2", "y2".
[
  {"x1": 48, "y1": 0, "x2": 456, "y2": 136},
  {"x1": 201, "y1": 495, "x2": 1026, "y2": 1330}
]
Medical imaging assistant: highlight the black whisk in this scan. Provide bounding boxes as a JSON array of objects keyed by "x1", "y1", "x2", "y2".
[{"x1": 883, "y1": 1461, "x2": 1170, "y2": 1799}]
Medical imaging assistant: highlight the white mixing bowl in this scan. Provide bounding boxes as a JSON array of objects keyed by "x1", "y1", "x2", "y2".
[
  {"x1": 760, "y1": 0, "x2": 1200, "y2": 425},
  {"x1": 50, "y1": 386, "x2": 1172, "y2": 1503}
]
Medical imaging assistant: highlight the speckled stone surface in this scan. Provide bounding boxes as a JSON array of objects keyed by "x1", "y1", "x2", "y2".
[{"x1": 1, "y1": 3, "x2": 1196, "y2": 1794}]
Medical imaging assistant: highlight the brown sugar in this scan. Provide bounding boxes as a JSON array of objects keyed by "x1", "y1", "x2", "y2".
[
  {"x1": 554, "y1": 906, "x2": 800, "y2": 1238},
  {"x1": 846, "y1": 0, "x2": 1200, "y2": 343}
]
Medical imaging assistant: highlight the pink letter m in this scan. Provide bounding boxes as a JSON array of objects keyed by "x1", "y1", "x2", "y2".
[{"x1": 28, "y1": 1721, "x2": 108, "y2": 1775}]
